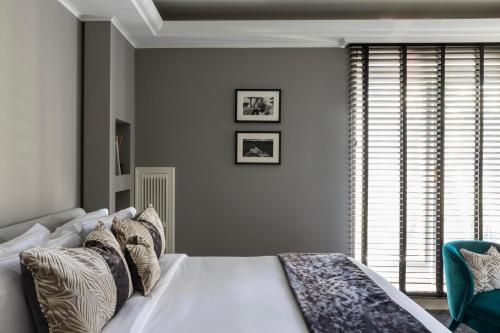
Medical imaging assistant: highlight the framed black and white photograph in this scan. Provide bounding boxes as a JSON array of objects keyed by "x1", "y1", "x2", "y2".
[
  {"x1": 235, "y1": 89, "x2": 281, "y2": 123},
  {"x1": 235, "y1": 131, "x2": 281, "y2": 165}
]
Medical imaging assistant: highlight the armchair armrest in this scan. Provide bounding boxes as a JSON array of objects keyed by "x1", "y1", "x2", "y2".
[{"x1": 443, "y1": 241, "x2": 475, "y2": 322}]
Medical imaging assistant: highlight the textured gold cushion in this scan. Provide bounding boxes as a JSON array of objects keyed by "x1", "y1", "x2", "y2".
[
  {"x1": 112, "y1": 218, "x2": 154, "y2": 253},
  {"x1": 20, "y1": 221, "x2": 133, "y2": 333},
  {"x1": 21, "y1": 249, "x2": 116, "y2": 333},
  {"x1": 84, "y1": 221, "x2": 134, "y2": 300},
  {"x1": 112, "y1": 219, "x2": 161, "y2": 295},
  {"x1": 136, "y1": 205, "x2": 166, "y2": 255},
  {"x1": 125, "y1": 236, "x2": 161, "y2": 295}
]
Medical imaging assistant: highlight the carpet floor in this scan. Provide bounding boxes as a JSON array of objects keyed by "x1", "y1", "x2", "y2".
[{"x1": 429, "y1": 311, "x2": 476, "y2": 333}]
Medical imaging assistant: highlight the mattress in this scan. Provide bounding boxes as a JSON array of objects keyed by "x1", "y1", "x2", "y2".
[{"x1": 103, "y1": 254, "x2": 450, "y2": 333}]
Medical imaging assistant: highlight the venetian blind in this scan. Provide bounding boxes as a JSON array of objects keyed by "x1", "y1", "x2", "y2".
[
  {"x1": 349, "y1": 44, "x2": 500, "y2": 294},
  {"x1": 483, "y1": 46, "x2": 500, "y2": 242}
]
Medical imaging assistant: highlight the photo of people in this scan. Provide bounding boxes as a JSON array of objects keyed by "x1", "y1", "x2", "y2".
[
  {"x1": 242, "y1": 97, "x2": 274, "y2": 116},
  {"x1": 236, "y1": 90, "x2": 281, "y2": 122}
]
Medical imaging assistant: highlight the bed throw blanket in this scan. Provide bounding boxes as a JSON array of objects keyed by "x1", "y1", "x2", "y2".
[{"x1": 278, "y1": 253, "x2": 431, "y2": 333}]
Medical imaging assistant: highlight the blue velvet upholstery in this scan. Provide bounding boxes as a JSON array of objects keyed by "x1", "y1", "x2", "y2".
[{"x1": 443, "y1": 240, "x2": 500, "y2": 333}]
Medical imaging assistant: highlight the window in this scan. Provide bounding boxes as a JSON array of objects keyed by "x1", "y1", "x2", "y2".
[{"x1": 348, "y1": 44, "x2": 500, "y2": 295}]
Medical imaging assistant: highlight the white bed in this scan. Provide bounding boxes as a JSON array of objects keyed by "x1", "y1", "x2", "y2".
[
  {"x1": 0, "y1": 209, "x2": 450, "y2": 333},
  {"x1": 103, "y1": 254, "x2": 450, "y2": 333}
]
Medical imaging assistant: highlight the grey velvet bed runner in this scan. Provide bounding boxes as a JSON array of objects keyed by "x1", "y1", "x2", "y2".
[{"x1": 278, "y1": 253, "x2": 431, "y2": 333}]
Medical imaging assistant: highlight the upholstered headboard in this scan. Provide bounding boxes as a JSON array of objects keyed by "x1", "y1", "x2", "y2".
[{"x1": 0, "y1": 208, "x2": 86, "y2": 242}]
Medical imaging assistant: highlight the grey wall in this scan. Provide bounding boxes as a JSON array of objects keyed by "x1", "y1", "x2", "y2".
[
  {"x1": 0, "y1": 0, "x2": 81, "y2": 226},
  {"x1": 83, "y1": 22, "x2": 111, "y2": 212},
  {"x1": 136, "y1": 49, "x2": 348, "y2": 256},
  {"x1": 110, "y1": 25, "x2": 135, "y2": 211},
  {"x1": 84, "y1": 22, "x2": 135, "y2": 213}
]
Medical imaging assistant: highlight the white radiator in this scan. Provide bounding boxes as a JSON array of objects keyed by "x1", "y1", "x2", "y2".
[{"x1": 135, "y1": 167, "x2": 175, "y2": 253}]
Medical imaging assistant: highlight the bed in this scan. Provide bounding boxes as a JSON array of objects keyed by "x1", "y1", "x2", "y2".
[
  {"x1": 102, "y1": 254, "x2": 449, "y2": 333},
  {"x1": 0, "y1": 209, "x2": 450, "y2": 333}
]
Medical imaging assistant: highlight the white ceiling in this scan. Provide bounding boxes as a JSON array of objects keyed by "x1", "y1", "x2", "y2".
[{"x1": 59, "y1": 0, "x2": 500, "y2": 48}]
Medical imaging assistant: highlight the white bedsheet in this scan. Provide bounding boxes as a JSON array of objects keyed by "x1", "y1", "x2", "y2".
[{"x1": 104, "y1": 255, "x2": 450, "y2": 333}]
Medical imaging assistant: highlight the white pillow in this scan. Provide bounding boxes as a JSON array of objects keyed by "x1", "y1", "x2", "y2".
[
  {"x1": 0, "y1": 224, "x2": 50, "y2": 258},
  {"x1": 41, "y1": 231, "x2": 82, "y2": 248},
  {"x1": 52, "y1": 208, "x2": 108, "y2": 237},
  {"x1": 80, "y1": 207, "x2": 137, "y2": 239},
  {"x1": 0, "y1": 255, "x2": 37, "y2": 332}
]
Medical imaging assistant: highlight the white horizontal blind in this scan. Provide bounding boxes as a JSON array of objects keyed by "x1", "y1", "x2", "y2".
[
  {"x1": 443, "y1": 47, "x2": 478, "y2": 244},
  {"x1": 483, "y1": 46, "x2": 500, "y2": 242},
  {"x1": 349, "y1": 44, "x2": 500, "y2": 294},
  {"x1": 366, "y1": 46, "x2": 401, "y2": 287},
  {"x1": 405, "y1": 47, "x2": 440, "y2": 293}
]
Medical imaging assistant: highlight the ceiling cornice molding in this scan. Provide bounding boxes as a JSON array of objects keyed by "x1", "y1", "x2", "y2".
[
  {"x1": 57, "y1": 0, "x2": 138, "y2": 48},
  {"x1": 138, "y1": 39, "x2": 345, "y2": 48},
  {"x1": 78, "y1": 16, "x2": 138, "y2": 48},
  {"x1": 58, "y1": 0, "x2": 500, "y2": 49},
  {"x1": 57, "y1": 0, "x2": 82, "y2": 18},
  {"x1": 111, "y1": 17, "x2": 139, "y2": 48},
  {"x1": 131, "y1": 0, "x2": 164, "y2": 35}
]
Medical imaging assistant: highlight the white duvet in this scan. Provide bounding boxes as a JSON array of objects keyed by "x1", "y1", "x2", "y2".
[{"x1": 103, "y1": 254, "x2": 450, "y2": 333}]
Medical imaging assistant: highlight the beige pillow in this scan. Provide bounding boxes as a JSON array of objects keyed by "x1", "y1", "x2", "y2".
[
  {"x1": 460, "y1": 246, "x2": 500, "y2": 294},
  {"x1": 112, "y1": 218, "x2": 154, "y2": 253},
  {"x1": 136, "y1": 205, "x2": 166, "y2": 255},
  {"x1": 112, "y1": 219, "x2": 161, "y2": 295},
  {"x1": 20, "y1": 222, "x2": 133, "y2": 333},
  {"x1": 21, "y1": 248, "x2": 118, "y2": 333},
  {"x1": 125, "y1": 236, "x2": 161, "y2": 296},
  {"x1": 84, "y1": 221, "x2": 134, "y2": 300}
]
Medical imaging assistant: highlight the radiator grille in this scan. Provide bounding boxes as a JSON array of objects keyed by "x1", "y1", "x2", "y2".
[{"x1": 135, "y1": 167, "x2": 175, "y2": 253}]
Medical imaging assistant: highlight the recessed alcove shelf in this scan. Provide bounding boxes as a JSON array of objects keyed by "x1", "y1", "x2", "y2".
[
  {"x1": 115, "y1": 174, "x2": 131, "y2": 192},
  {"x1": 116, "y1": 119, "x2": 131, "y2": 175},
  {"x1": 115, "y1": 189, "x2": 131, "y2": 211},
  {"x1": 115, "y1": 119, "x2": 132, "y2": 212}
]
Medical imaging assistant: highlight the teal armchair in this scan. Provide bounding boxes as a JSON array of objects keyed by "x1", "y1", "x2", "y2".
[{"x1": 443, "y1": 240, "x2": 500, "y2": 333}]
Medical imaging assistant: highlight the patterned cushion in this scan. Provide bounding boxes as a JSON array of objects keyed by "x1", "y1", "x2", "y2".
[
  {"x1": 20, "y1": 222, "x2": 133, "y2": 333},
  {"x1": 461, "y1": 246, "x2": 500, "y2": 294},
  {"x1": 112, "y1": 218, "x2": 154, "y2": 253},
  {"x1": 84, "y1": 222, "x2": 134, "y2": 302},
  {"x1": 136, "y1": 205, "x2": 166, "y2": 256},
  {"x1": 124, "y1": 236, "x2": 161, "y2": 296}
]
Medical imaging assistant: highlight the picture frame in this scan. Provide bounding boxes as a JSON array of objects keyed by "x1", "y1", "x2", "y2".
[
  {"x1": 235, "y1": 131, "x2": 281, "y2": 165},
  {"x1": 235, "y1": 89, "x2": 281, "y2": 123}
]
